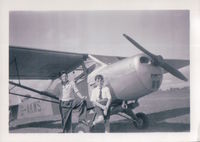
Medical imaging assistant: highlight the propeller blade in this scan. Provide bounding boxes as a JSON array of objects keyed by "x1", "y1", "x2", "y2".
[
  {"x1": 123, "y1": 34, "x2": 188, "y2": 81},
  {"x1": 123, "y1": 34, "x2": 156, "y2": 58},
  {"x1": 160, "y1": 62, "x2": 188, "y2": 81}
]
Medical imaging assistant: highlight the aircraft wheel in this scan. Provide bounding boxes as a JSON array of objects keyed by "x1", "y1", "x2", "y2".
[
  {"x1": 74, "y1": 123, "x2": 90, "y2": 133},
  {"x1": 133, "y1": 112, "x2": 149, "y2": 129}
]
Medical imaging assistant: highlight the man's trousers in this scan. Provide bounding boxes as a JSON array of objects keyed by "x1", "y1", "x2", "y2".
[{"x1": 60, "y1": 99, "x2": 87, "y2": 133}]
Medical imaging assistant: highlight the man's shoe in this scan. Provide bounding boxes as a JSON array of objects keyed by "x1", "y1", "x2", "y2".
[
  {"x1": 79, "y1": 120, "x2": 95, "y2": 129},
  {"x1": 89, "y1": 121, "x2": 94, "y2": 128},
  {"x1": 79, "y1": 120, "x2": 89, "y2": 126}
]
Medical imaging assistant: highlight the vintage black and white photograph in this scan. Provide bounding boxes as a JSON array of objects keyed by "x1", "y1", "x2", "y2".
[{"x1": 9, "y1": 10, "x2": 190, "y2": 133}]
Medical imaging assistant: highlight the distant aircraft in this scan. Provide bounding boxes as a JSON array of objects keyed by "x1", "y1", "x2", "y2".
[{"x1": 9, "y1": 34, "x2": 189, "y2": 132}]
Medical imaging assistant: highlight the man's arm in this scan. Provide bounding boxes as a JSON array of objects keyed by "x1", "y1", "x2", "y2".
[
  {"x1": 93, "y1": 101, "x2": 107, "y2": 110},
  {"x1": 105, "y1": 98, "x2": 111, "y2": 109},
  {"x1": 72, "y1": 81, "x2": 86, "y2": 99},
  {"x1": 90, "y1": 89, "x2": 106, "y2": 110},
  {"x1": 103, "y1": 87, "x2": 112, "y2": 115},
  {"x1": 105, "y1": 87, "x2": 112, "y2": 109}
]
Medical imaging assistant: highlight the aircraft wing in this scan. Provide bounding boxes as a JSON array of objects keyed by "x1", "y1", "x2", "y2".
[
  {"x1": 163, "y1": 59, "x2": 190, "y2": 73},
  {"x1": 92, "y1": 56, "x2": 190, "y2": 70},
  {"x1": 9, "y1": 46, "x2": 87, "y2": 80},
  {"x1": 91, "y1": 55, "x2": 125, "y2": 64}
]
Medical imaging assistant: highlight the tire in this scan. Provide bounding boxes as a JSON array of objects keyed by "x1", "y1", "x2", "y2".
[
  {"x1": 133, "y1": 112, "x2": 149, "y2": 129},
  {"x1": 74, "y1": 123, "x2": 90, "y2": 133}
]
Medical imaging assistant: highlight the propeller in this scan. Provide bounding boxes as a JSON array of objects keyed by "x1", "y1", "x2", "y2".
[{"x1": 123, "y1": 34, "x2": 188, "y2": 81}]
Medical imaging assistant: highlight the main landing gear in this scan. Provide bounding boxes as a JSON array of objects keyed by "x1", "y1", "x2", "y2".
[
  {"x1": 132, "y1": 112, "x2": 149, "y2": 129},
  {"x1": 117, "y1": 100, "x2": 149, "y2": 129},
  {"x1": 74, "y1": 100, "x2": 149, "y2": 132}
]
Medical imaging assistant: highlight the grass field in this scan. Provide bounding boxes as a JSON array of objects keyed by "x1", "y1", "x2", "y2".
[{"x1": 9, "y1": 88, "x2": 190, "y2": 133}]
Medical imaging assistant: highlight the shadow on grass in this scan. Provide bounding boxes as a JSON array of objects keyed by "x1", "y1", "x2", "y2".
[
  {"x1": 92, "y1": 107, "x2": 190, "y2": 133},
  {"x1": 9, "y1": 107, "x2": 190, "y2": 133}
]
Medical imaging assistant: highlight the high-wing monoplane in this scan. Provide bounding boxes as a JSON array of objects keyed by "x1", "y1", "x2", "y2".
[{"x1": 9, "y1": 34, "x2": 189, "y2": 132}]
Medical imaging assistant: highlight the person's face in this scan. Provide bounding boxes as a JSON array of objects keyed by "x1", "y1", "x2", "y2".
[
  {"x1": 60, "y1": 73, "x2": 68, "y2": 83},
  {"x1": 95, "y1": 78, "x2": 104, "y2": 88}
]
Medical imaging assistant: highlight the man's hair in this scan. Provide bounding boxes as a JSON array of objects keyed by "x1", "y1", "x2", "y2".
[
  {"x1": 95, "y1": 74, "x2": 104, "y2": 81},
  {"x1": 59, "y1": 70, "x2": 67, "y2": 77}
]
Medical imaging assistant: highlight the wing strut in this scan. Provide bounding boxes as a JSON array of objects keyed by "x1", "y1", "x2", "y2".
[
  {"x1": 88, "y1": 55, "x2": 107, "y2": 67},
  {"x1": 74, "y1": 63, "x2": 96, "y2": 83},
  {"x1": 10, "y1": 92, "x2": 72, "y2": 109},
  {"x1": 10, "y1": 57, "x2": 21, "y2": 85},
  {"x1": 10, "y1": 92, "x2": 59, "y2": 104},
  {"x1": 9, "y1": 81, "x2": 59, "y2": 100}
]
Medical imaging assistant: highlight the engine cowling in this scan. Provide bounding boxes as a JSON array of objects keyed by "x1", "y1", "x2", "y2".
[
  {"x1": 134, "y1": 54, "x2": 163, "y2": 92},
  {"x1": 87, "y1": 54, "x2": 163, "y2": 100}
]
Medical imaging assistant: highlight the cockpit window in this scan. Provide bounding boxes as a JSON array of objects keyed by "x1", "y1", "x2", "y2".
[{"x1": 140, "y1": 56, "x2": 149, "y2": 64}]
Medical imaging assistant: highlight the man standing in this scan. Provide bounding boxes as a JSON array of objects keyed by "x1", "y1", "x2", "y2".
[
  {"x1": 90, "y1": 74, "x2": 112, "y2": 132},
  {"x1": 54, "y1": 71, "x2": 87, "y2": 133}
]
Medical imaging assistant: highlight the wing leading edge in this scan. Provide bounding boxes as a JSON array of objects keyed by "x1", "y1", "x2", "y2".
[
  {"x1": 9, "y1": 46, "x2": 189, "y2": 80},
  {"x1": 9, "y1": 46, "x2": 87, "y2": 80}
]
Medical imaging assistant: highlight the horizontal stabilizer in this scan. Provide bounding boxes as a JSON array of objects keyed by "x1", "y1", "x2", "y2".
[{"x1": 163, "y1": 59, "x2": 189, "y2": 73}]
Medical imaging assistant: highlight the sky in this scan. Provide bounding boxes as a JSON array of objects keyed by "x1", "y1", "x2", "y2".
[
  {"x1": 9, "y1": 11, "x2": 190, "y2": 104},
  {"x1": 10, "y1": 10, "x2": 189, "y2": 59}
]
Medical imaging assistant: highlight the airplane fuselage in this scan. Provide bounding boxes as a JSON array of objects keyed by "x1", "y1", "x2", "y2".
[{"x1": 87, "y1": 54, "x2": 163, "y2": 101}]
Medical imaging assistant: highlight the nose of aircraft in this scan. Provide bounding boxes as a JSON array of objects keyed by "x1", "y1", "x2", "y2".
[
  {"x1": 123, "y1": 34, "x2": 188, "y2": 81},
  {"x1": 135, "y1": 56, "x2": 163, "y2": 91}
]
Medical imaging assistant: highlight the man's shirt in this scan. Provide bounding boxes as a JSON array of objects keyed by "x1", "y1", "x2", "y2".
[
  {"x1": 90, "y1": 86, "x2": 111, "y2": 102},
  {"x1": 54, "y1": 81, "x2": 79, "y2": 101}
]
